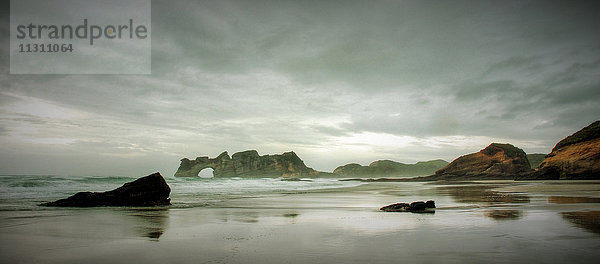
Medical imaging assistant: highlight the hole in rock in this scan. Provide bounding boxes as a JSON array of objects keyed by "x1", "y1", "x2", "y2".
[{"x1": 197, "y1": 168, "x2": 214, "y2": 178}]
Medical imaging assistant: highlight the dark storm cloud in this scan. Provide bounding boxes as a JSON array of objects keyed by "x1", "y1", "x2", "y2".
[{"x1": 1, "y1": 0, "x2": 600, "y2": 175}]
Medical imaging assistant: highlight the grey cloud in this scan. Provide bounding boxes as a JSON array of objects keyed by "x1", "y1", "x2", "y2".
[
  {"x1": 453, "y1": 80, "x2": 518, "y2": 102},
  {"x1": 545, "y1": 60, "x2": 600, "y2": 104},
  {"x1": 1, "y1": 0, "x2": 600, "y2": 175},
  {"x1": 482, "y1": 56, "x2": 543, "y2": 77}
]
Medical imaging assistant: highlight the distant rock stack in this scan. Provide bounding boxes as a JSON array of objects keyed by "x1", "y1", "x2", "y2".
[
  {"x1": 518, "y1": 121, "x2": 600, "y2": 180},
  {"x1": 175, "y1": 150, "x2": 322, "y2": 178},
  {"x1": 526, "y1": 154, "x2": 547, "y2": 169},
  {"x1": 333, "y1": 159, "x2": 449, "y2": 177}
]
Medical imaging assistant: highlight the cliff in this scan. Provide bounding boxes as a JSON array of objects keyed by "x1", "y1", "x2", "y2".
[
  {"x1": 333, "y1": 159, "x2": 448, "y2": 177},
  {"x1": 551, "y1": 121, "x2": 600, "y2": 152},
  {"x1": 519, "y1": 121, "x2": 600, "y2": 180},
  {"x1": 412, "y1": 143, "x2": 532, "y2": 181},
  {"x1": 175, "y1": 150, "x2": 321, "y2": 178}
]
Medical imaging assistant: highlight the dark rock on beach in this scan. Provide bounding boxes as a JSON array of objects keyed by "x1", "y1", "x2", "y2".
[
  {"x1": 380, "y1": 200, "x2": 436, "y2": 213},
  {"x1": 41, "y1": 172, "x2": 171, "y2": 207}
]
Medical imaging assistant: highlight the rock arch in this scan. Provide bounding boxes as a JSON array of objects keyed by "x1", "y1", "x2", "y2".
[
  {"x1": 174, "y1": 151, "x2": 232, "y2": 178},
  {"x1": 174, "y1": 150, "x2": 321, "y2": 178}
]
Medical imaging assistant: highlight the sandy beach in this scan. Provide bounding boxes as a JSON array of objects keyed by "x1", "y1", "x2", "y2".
[{"x1": 1, "y1": 180, "x2": 600, "y2": 264}]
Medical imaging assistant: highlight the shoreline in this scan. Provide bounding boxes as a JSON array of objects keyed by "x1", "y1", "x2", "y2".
[{"x1": 2, "y1": 180, "x2": 600, "y2": 263}]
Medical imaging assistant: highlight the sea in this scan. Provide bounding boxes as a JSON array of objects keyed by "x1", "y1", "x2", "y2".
[
  {"x1": 0, "y1": 175, "x2": 362, "y2": 210},
  {"x1": 1, "y1": 175, "x2": 600, "y2": 264}
]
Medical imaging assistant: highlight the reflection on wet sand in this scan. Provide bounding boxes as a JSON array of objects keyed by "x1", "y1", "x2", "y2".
[
  {"x1": 484, "y1": 210, "x2": 522, "y2": 220},
  {"x1": 125, "y1": 208, "x2": 169, "y2": 241},
  {"x1": 562, "y1": 211, "x2": 600, "y2": 235},
  {"x1": 283, "y1": 213, "x2": 299, "y2": 218},
  {"x1": 548, "y1": 196, "x2": 600, "y2": 204},
  {"x1": 218, "y1": 211, "x2": 260, "y2": 223},
  {"x1": 437, "y1": 185, "x2": 530, "y2": 204}
]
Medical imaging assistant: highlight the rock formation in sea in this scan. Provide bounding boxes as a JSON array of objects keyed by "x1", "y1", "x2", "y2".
[
  {"x1": 411, "y1": 143, "x2": 532, "y2": 181},
  {"x1": 175, "y1": 150, "x2": 323, "y2": 178},
  {"x1": 333, "y1": 159, "x2": 448, "y2": 177},
  {"x1": 518, "y1": 121, "x2": 600, "y2": 180},
  {"x1": 41, "y1": 172, "x2": 171, "y2": 207}
]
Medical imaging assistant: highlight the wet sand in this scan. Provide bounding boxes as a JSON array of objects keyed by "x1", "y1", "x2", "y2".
[{"x1": 1, "y1": 181, "x2": 600, "y2": 263}]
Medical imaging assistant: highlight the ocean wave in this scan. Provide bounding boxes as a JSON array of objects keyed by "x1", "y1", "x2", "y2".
[{"x1": 0, "y1": 175, "x2": 362, "y2": 211}]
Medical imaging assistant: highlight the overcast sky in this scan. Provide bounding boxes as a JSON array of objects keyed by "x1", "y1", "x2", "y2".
[{"x1": 1, "y1": 0, "x2": 599, "y2": 177}]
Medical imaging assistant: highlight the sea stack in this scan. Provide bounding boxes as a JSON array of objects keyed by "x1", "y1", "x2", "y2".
[
  {"x1": 174, "y1": 150, "x2": 322, "y2": 178},
  {"x1": 41, "y1": 172, "x2": 171, "y2": 207},
  {"x1": 430, "y1": 143, "x2": 532, "y2": 180}
]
